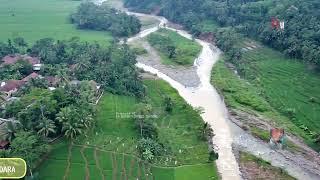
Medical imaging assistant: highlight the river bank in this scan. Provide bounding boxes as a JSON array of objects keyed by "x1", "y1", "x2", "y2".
[
  {"x1": 100, "y1": 0, "x2": 320, "y2": 179},
  {"x1": 130, "y1": 40, "x2": 200, "y2": 87}
]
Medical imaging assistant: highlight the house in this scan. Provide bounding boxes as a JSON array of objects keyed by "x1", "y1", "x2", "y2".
[
  {"x1": 45, "y1": 76, "x2": 60, "y2": 87},
  {"x1": 22, "y1": 72, "x2": 41, "y2": 82},
  {"x1": 0, "y1": 72, "x2": 41, "y2": 99},
  {"x1": 33, "y1": 64, "x2": 42, "y2": 71},
  {"x1": 45, "y1": 76, "x2": 60, "y2": 91},
  {"x1": 1, "y1": 54, "x2": 42, "y2": 71},
  {"x1": 0, "y1": 80, "x2": 25, "y2": 98}
]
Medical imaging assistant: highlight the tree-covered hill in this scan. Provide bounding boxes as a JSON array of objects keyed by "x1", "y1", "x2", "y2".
[{"x1": 124, "y1": 0, "x2": 320, "y2": 67}]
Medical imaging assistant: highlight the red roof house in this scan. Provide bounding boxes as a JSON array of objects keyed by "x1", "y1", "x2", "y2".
[
  {"x1": 0, "y1": 80, "x2": 25, "y2": 92},
  {"x1": 1, "y1": 54, "x2": 40, "y2": 66},
  {"x1": 22, "y1": 72, "x2": 40, "y2": 82}
]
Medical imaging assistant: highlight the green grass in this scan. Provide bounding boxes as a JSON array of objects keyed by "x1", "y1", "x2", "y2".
[
  {"x1": 37, "y1": 79, "x2": 219, "y2": 179},
  {"x1": 239, "y1": 43, "x2": 320, "y2": 150},
  {"x1": 144, "y1": 80, "x2": 210, "y2": 166},
  {"x1": 239, "y1": 151, "x2": 295, "y2": 180},
  {"x1": 211, "y1": 56, "x2": 319, "y2": 150},
  {"x1": 147, "y1": 29, "x2": 201, "y2": 66},
  {"x1": 0, "y1": 0, "x2": 112, "y2": 43},
  {"x1": 152, "y1": 163, "x2": 219, "y2": 180}
]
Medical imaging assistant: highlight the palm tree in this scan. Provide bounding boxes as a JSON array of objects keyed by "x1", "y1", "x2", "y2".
[
  {"x1": 56, "y1": 65, "x2": 70, "y2": 86},
  {"x1": 75, "y1": 54, "x2": 90, "y2": 72},
  {"x1": 36, "y1": 118, "x2": 56, "y2": 137},
  {"x1": 56, "y1": 107, "x2": 72, "y2": 123},
  {"x1": 61, "y1": 121, "x2": 84, "y2": 140},
  {"x1": 57, "y1": 107, "x2": 84, "y2": 140}
]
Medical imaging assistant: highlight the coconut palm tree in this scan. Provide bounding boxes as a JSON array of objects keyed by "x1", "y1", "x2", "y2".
[
  {"x1": 56, "y1": 65, "x2": 70, "y2": 86},
  {"x1": 36, "y1": 118, "x2": 56, "y2": 137},
  {"x1": 61, "y1": 121, "x2": 84, "y2": 140},
  {"x1": 57, "y1": 107, "x2": 84, "y2": 140}
]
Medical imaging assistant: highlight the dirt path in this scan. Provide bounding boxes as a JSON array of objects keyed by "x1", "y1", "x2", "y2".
[
  {"x1": 63, "y1": 144, "x2": 72, "y2": 180},
  {"x1": 94, "y1": 148, "x2": 105, "y2": 180},
  {"x1": 80, "y1": 146, "x2": 90, "y2": 180}
]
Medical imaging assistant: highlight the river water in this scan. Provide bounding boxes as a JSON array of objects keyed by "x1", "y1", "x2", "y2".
[
  {"x1": 96, "y1": 1, "x2": 320, "y2": 179},
  {"x1": 126, "y1": 12, "x2": 320, "y2": 180},
  {"x1": 127, "y1": 12, "x2": 242, "y2": 180}
]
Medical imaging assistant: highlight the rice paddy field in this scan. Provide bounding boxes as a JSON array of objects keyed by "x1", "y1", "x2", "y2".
[
  {"x1": 212, "y1": 40, "x2": 320, "y2": 150},
  {"x1": 0, "y1": 0, "x2": 112, "y2": 43},
  {"x1": 37, "y1": 80, "x2": 219, "y2": 179}
]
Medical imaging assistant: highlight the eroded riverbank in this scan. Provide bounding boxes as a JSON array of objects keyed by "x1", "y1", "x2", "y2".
[{"x1": 98, "y1": 0, "x2": 320, "y2": 179}]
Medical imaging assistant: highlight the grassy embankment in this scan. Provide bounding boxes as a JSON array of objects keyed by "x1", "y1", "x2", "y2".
[
  {"x1": 239, "y1": 151, "x2": 295, "y2": 179},
  {"x1": 146, "y1": 29, "x2": 201, "y2": 66},
  {"x1": 0, "y1": 0, "x2": 112, "y2": 43},
  {"x1": 211, "y1": 43, "x2": 320, "y2": 151},
  {"x1": 37, "y1": 80, "x2": 219, "y2": 180}
]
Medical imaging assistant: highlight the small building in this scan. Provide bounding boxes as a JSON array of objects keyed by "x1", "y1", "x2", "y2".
[
  {"x1": 1, "y1": 54, "x2": 40, "y2": 66},
  {"x1": 33, "y1": 63, "x2": 42, "y2": 71},
  {"x1": 0, "y1": 80, "x2": 25, "y2": 98},
  {"x1": 22, "y1": 72, "x2": 41, "y2": 82},
  {"x1": 45, "y1": 76, "x2": 60, "y2": 87}
]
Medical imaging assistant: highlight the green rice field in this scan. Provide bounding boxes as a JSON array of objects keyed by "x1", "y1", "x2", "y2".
[
  {"x1": 242, "y1": 45, "x2": 320, "y2": 141},
  {"x1": 0, "y1": 0, "x2": 112, "y2": 43},
  {"x1": 37, "y1": 80, "x2": 219, "y2": 179},
  {"x1": 212, "y1": 40, "x2": 320, "y2": 150}
]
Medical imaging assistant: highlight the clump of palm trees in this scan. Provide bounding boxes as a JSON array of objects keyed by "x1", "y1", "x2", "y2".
[{"x1": 1, "y1": 81, "x2": 95, "y2": 157}]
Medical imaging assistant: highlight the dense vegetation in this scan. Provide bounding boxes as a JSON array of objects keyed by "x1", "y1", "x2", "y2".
[
  {"x1": 0, "y1": 36, "x2": 145, "y2": 176},
  {"x1": 0, "y1": 0, "x2": 112, "y2": 43},
  {"x1": 2, "y1": 36, "x2": 144, "y2": 97},
  {"x1": 211, "y1": 57, "x2": 319, "y2": 150},
  {"x1": 37, "y1": 80, "x2": 218, "y2": 179},
  {"x1": 147, "y1": 29, "x2": 201, "y2": 65},
  {"x1": 71, "y1": 2, "x2": 141, "y2": 37},
  {"x1": 124, "y1": 0, "x2": 320, "y2": 67}
]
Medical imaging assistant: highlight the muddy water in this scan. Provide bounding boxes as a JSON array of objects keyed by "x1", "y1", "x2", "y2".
[
  {"x1": 96, "y1": 0, "x2": 320, "y2": 179},
  {"x1": 129, "y1": 13, "x2": 242, "y2": 180},
  {"x1": 127, "y1": 13, "x2": 320, "y2": 180}
]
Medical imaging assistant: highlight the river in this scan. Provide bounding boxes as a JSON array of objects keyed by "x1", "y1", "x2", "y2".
[
  {"x1": 96, "y1": 1, "x2": 320, "y2": 179},
  {"x1": 127, "y1": 11, "x2": 242, "y2": 180}
]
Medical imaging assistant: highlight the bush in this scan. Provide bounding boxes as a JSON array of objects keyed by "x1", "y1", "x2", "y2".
[
  {"x1": 208, "y1": 150, "x2": 219, "y2": 162},
  {"x1": 137, "y1": 138, "x2": 163, "y2": 161}
]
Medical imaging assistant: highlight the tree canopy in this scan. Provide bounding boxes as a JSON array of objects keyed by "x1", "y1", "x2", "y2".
[
  {"x1": 124, "y1": 0, "x2": 320, "y2": 67},
  {"x1": 71, "y1": 2, "x2": 141, "y2": 37}
]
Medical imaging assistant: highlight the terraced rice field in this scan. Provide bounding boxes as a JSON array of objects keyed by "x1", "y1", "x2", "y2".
[
  {"x1": 37, "y1": 80, "x2": 219, "y2": 179},
  {"x1": 237, "y1": 42, "x2": 320, "y2": 149},
  {"x1": 38, "y1": 142, "x2": 152, "y2": 180}
]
